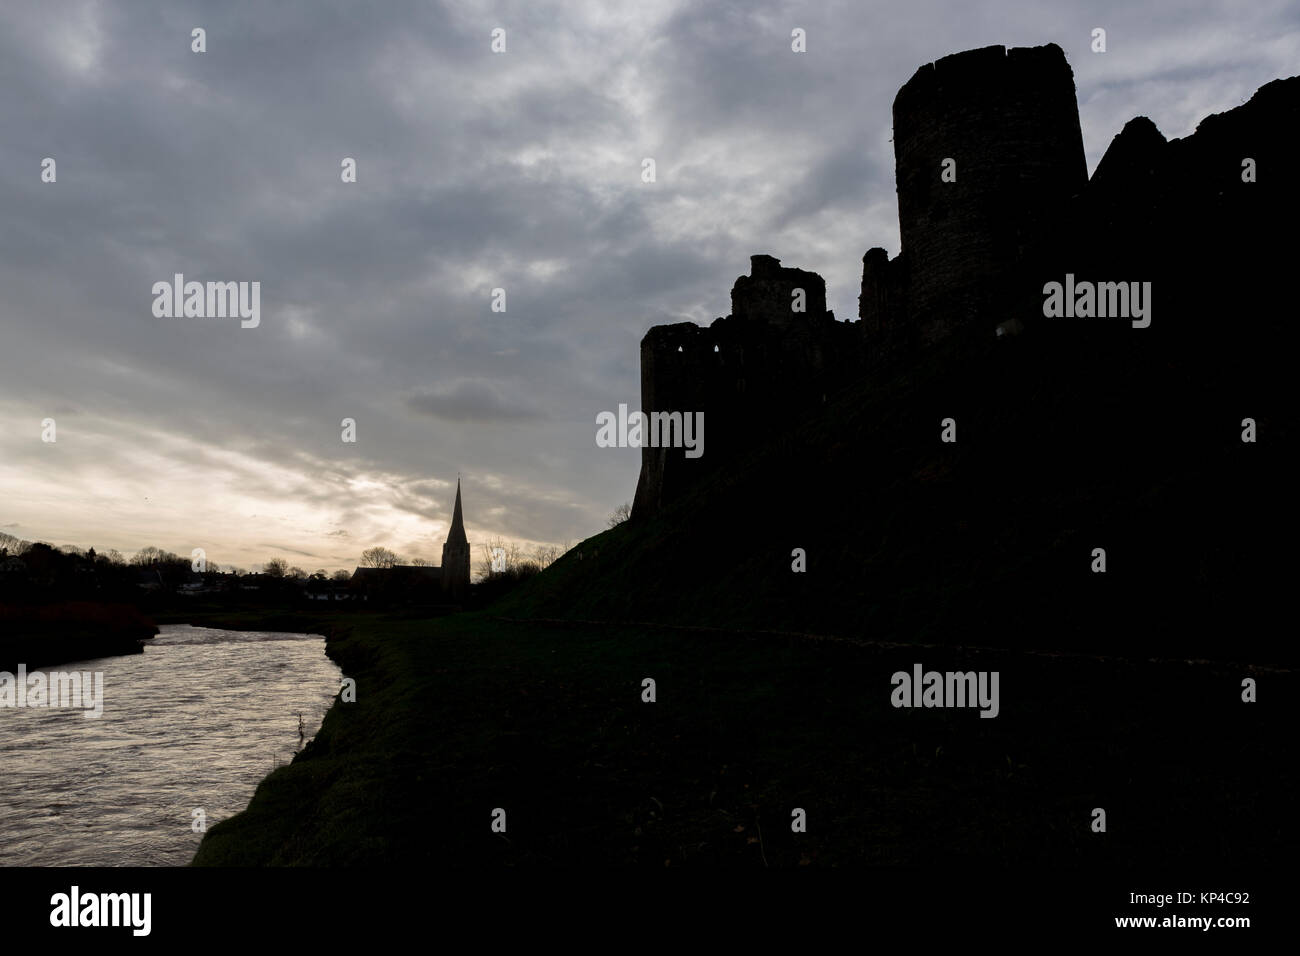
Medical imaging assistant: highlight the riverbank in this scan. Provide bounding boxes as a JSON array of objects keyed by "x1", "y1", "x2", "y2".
[
  {"x1": 191, "y1": 610, "x2": 1293, "y2": 867},
  {"x1": 0, "y1": 621, "x2": 342, "y2": 867},
  {"x1": 0, "y1": 602, "x2": 159, "y2": 671}
]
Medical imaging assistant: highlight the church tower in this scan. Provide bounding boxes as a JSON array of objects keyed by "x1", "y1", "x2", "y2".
[{"x1": 440, "y1": 479, "x2": 471, "y2": 599}]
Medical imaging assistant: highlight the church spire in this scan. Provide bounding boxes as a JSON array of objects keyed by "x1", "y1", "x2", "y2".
[
  {"x1": 441, "y1": 477, "x2": 470, "y2": 600},
  {"x1": 447, "y1": 478, "x2": 468, "y2": 547}
]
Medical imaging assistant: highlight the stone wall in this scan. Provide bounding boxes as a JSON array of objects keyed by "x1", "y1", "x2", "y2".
[{"x1": 632, "y1": 256, "x2": 859, "y2": 518}]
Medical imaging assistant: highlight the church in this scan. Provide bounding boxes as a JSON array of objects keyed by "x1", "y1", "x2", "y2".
[
  {"x1": 349, "y1": 479, "x2": 471, "y2": 601},
  {"x1": 437, "y1": 478, "x2": 472, "y2": 598}
]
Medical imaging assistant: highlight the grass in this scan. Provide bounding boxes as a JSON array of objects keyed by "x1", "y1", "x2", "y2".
[
  {"x1": 190, "y1": 282, "x2": 1296, "y2": 865},
  {"x1": 191, "y1": 609, "x2": 1293, "y2": 867}
]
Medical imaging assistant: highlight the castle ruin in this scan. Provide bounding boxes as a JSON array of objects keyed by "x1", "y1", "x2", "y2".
[{"x1": 631, "y1": 42, "x2": 1298, "y2": 518}]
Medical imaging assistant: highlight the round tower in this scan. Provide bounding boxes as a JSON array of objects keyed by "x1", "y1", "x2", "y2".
[{"x1": 892, "y1": 43, "x2": 1088, "y2": 341}]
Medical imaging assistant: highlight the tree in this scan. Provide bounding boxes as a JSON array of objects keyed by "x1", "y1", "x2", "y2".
[
  {"x1": 476, "y1": 536, "x2": 525, "y2": 580},
  {"x1": 287, "y1": 566, "x2": 307, "y2": 580},
  {"x1": 263, "y1": 557, "x2": 289, "y2": 578},
  {"x1": 608, "y1": 502, "x2": 632, "y2": 527},
  {"x1": 360, "y1": 546, "x2": 401, "y2": 568},
  {"x1": 330, "y1": 569, "x2": 351, "y2": 582},
  {"x1": 409, "y1": 557, "x2": 433, "y2": 567}
]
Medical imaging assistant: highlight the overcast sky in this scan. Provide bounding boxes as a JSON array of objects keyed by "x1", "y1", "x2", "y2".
[{"x1": 1, "y1": 0, "x2": 1295, "y2": 572}]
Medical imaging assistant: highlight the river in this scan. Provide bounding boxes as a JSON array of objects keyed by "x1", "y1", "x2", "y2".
[{"x1": 0, "y1": 624, "x2": 341, "y2": 866}]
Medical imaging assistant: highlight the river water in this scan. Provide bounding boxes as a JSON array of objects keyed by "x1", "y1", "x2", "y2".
[{"x1": 0, "y1": 624, "x2": 341, "y2": 866}]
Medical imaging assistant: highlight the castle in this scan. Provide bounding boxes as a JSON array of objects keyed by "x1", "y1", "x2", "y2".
[
  {"x1": 632, "y1": 42, "x2": 1299, "y2": 517},
  {"x1": 863, "y1": 43, "x2": 1087, "y2": 355}
]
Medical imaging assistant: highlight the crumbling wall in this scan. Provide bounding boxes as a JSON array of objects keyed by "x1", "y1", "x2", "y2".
[
  {"x1": 858, "y1": 247, "x2": 909, "y2": 361},
  {"x1": 732, "y1": 254, "x2": 828, "y2": 330},
  {"x1": 632, "y1": 256, "x2": 859, "y2": 518}
]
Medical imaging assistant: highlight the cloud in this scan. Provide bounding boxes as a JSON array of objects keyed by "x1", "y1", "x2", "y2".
[
  {"x1": 405, "y1": 381, "x2": 545, "y2": 423},
  {"x1": 0, "y1": 0, "x2": 1295, "y2": 568}
]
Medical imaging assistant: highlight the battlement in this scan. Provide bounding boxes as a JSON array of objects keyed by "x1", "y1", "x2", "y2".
[{"x1": 893, "y1": 43, "x2": 1076, "y2": 115}]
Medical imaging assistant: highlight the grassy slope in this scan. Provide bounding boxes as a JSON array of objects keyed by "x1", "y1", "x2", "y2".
[
  {"x1": 192, "y1": 609, "x2": 1291, "y2": 867},
  {"x1": 194, "y1": 297, "x2": 1294, "y2": 866}
]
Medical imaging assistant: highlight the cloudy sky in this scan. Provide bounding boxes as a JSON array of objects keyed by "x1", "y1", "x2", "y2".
[{"x1": 1, "y1": 0, "x2": 1295, "y2": 572}]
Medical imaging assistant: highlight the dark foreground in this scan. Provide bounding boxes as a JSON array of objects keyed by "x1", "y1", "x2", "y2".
[
  {"x1": 191, "y1": 610, "x2": 1294, "y2": 867},
  {"x1": 0, "y1": 603, "x2": 158, "y2": 672}
]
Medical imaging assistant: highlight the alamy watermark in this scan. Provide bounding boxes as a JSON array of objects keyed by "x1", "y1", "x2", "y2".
[
  {"x1": 50, "y1": 886, "x2": 150, "y2": 936},
  {"x1": 0, "y1": 665, "x2": 104, "y2": 718},
  {"x1": 891, "y1": 663, "x2": 1000, "y2": 718},
  {"x1": 596, "y1": 403, "x2": 704, "y2": 458},
  {"x1": 152, "y1": 274, "x2": 261, "y2": 328},
  {"x1": 1042, "y1": 274, "x2": 1151, "y2": 328}
]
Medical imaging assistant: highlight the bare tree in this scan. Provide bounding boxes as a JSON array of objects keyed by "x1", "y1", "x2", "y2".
[
  {"x1": 133, "y1": 546, "x2": 178, "y2": 566},
  {"x1": 330, "y1": 569, "x2": 352, "y2": 582},
  {"x1": 263, "y1": 557, "x2": 289, "y2": 578},
  {"x1": 607, "y1": 502, "x2": 631, "y2": 527},
  {"x1": 361, "y1": 546, "x2": 402, "y2": 568},
  {"x1": 0, "y1": 532, "x2": 26, "y2": 555},
  {"x1": 409, "y1": 557, "x2": 433, "y2": 567},
  {"x1": 534, "y1": 544, "x2": 561, "y2": 569},
  {"x1": 287, "y1": 566, "x2": 307, "y2": 580},
  {"x1": 474, "y1": 542, "x2": 495, "y2": 581},
  {"x1": 476, "y1": 536, "x2": 525, "y2": 579}
]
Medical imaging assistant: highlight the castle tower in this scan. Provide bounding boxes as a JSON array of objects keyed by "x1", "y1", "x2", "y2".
[
  {"x1": 632, "y1": 255, "x2": 857, "y2": 519},
  {"x1": 440, "y1": 479, "x2": 470, "y2": 599},
  {"x1": 891, "y1": 43, "x2": 1088, "y2": 342},
  {"x1": 731, "y1": 254, "x2": 828, "y2": 330}
]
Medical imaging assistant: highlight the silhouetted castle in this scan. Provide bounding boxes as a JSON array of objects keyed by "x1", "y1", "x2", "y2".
[{"x1": 633, "y1": 42, "x2": 1299, "y2": 517}]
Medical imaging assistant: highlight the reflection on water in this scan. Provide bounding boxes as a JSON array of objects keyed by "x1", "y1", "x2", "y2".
[{"x1": 0, "y1": 624, "x2": 340, "y2": 866}]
